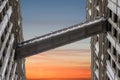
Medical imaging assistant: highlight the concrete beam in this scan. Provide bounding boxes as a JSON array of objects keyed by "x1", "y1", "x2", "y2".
[{"x1": 16, "y1": 18, "x2": 107, "y2": 59}]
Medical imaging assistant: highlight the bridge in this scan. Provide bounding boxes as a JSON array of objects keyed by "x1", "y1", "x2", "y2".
[{"x1": 15, "y1": 17, "x2": 107, "y2": 59}]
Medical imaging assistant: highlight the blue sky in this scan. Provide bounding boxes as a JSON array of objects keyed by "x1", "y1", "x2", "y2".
[{"x1": 21, "y1": 0, "x2": 90, "y2": 50}]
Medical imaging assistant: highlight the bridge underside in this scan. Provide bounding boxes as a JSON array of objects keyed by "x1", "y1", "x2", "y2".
[{"x1": 15, "y1": 18, "x2": 107, "y2": 59}]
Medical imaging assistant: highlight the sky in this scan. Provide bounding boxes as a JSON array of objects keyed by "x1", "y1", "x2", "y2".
[
  {"x1": 26, "y1": 50, "x2": 91, "y2": 80},
  {"x1": 21, "y1": 0, "x2": 91, "y2": 80},
  {"x1": 21, "y1": 0, "x2": 90, "y2": 50}
]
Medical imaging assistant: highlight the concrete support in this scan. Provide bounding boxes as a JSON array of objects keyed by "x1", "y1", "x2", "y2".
[{"x1": 16, "y1": 18, "x2": 107, "y2": 59}]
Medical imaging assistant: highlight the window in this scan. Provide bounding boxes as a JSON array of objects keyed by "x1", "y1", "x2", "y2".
[
  {"x1": 112, "y1": 60, "x2": 116, "y2": 70},
  {"x1": 119, "y1": 34, "x2": 120, "y2": 43},
  {"x1": 96, "y1": 10, "x2": 99, "y2": 16},
  {"x1": 0, "y1": 39, "x2": 1, "y2": 50},
  {"x1": 1, "y1": 34, "x2": 4, "y2": 43},
  {"x1": 95, "y1": 62, "x2": 98, "y2": 69},
  {"x1": 118, "y1": 54, "x2": 120, "y2": 63},
  {"x1": 3, "y1": 8, "x2": 6, "y2": 16},
  {"x1": 106, "y1": 74, "x2": 110, "y2": 80},
  {"x1": 95, "y1": 0, "x2": 99, "y2": 6},
  {"x1": 107, "y1": 54, "x2": 111, "y2": 61},
  {"x1": 0, "y1": 58, "x2": 3, "y2": 68},
  {"x1": 96, "y1": 36, "x2": 99, "y2": 42},
  {"x1": 107, "y1": 23, "x2": 112, "y2": 32},
  {"x1": 3, "y1": 6, "x2": 7, "y2": 16},
  {"x1": 3, "y1": 49, "x2": 6, "y2": 57},
  {"x1": 114, "y1": 13, "x2": 118, "y2": 23},
  {"x1": 94, "y1": 75, "x2": 98, "y2": 80},
  {"x1": 6, "y1": 2, "x2": 9, "y2": 10},
  {"x1": 0, "y1": 1, "x2": 2, "y2": 5},
  {"x1": 89, "y1": 3, "x2": 92, "y2": 8},
  {"x1": 107, "y1": 77, "x2": 110, "y2": 80},
  {"x1": 108, "y1": 41, "x2": 111, "y2": 49},
  {"x1": 4, "y1": 26, "x2": 8, "y2": 35},
  {"x1": 118, "y1": 69, "x2": 120, "y2": 77},
  {"x1": 113, "y1": 28, "x2": 117, "y2": 38},
  {"x1": 0, "y1": 12, "x2": 3, "y2": 23},
  {"x1": 113, "y1": 47, "x2": 117, "y2": 57},
  {"x1": 119, "y1": 18, "x2": 120, "y2": 28},
  {"x1": 109, "y1": 9, "x2": 112, "y2": 18}
]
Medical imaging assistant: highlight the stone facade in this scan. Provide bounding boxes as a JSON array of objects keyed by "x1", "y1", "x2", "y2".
[
  {"x1": 0, "y1": 0, "x2": 26, "y2": 80},
  {"x1": 86, "y1": 0, "x2": 120, "y2": 80}
]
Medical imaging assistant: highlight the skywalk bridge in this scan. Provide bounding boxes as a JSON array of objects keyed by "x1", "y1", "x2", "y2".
[{"x1": 16, "y1": 17, "x2": 107, "y2": 59}]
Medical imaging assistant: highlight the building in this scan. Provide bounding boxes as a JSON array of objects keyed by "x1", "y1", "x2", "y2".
[
  {"x1": 0, "y1": 0, "x2": 26, "y2": 80},
  {"x1": 86, "y1": 0, "x2": 120, "y2": 80}
]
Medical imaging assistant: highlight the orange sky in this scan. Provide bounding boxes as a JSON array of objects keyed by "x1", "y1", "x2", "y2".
[{"x1": 26, "y1": 49, "x2": 91, "y2": 80}]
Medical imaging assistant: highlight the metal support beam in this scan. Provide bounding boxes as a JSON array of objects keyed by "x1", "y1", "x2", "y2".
[{"x1": 16, "y1": 17, "x2": 107, "y2": 59}]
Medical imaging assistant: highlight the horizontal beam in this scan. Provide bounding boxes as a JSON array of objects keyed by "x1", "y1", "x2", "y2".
[{"x1": 16, "y1": 17, "x2": 107, "y2": 59}]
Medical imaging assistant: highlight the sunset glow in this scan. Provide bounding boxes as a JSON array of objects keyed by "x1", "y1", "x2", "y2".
[{"x1": 26, "y1": 49, "x2": 91, "y2": 80}]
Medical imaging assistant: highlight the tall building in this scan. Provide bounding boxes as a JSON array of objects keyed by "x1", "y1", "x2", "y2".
[
  {"x1": 86, "y1": 0, "x2": 120, "y2": 80},
  {"x1": 0, "y1": 0, "x2": 26, "y2": 80}
]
